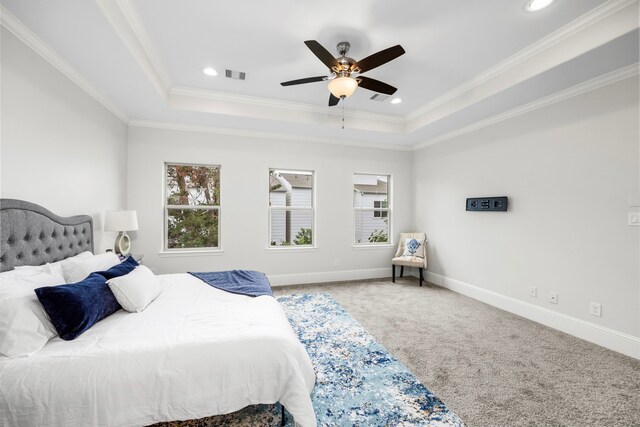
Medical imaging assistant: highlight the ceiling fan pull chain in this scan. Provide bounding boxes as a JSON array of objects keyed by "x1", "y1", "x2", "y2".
[{"x1": 342, "y1": 98, "x2": 345, "y2": 130}]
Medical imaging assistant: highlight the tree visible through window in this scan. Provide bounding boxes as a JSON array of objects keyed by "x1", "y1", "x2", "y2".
[
  {"x1": 165, "y1": 163, "x2": 220, "y2": 250},
  {"x1": 353, "y1": 174, "x2": 390, "y2": 244},
  {"x1": 269, "y1": 169, "x2": 314, "y2": 246}
]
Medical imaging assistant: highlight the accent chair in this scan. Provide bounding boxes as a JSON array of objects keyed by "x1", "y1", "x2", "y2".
[{"x1": 392, "y1": 232, "x2": 427, "y2": 287}]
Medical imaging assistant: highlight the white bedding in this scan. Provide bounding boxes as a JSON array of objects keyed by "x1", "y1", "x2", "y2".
[{"x1": 0, "y1": 273, "x2": 316, "y2": 427}]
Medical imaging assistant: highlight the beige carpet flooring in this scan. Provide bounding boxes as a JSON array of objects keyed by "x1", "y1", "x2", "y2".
[{"x1": 273, "y1": 278, "x2": 640, "y2": 427}]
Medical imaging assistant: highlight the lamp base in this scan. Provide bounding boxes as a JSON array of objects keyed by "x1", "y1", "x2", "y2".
[{"x1": 114, "y1": 231, "x2": 131, "y2": 256}]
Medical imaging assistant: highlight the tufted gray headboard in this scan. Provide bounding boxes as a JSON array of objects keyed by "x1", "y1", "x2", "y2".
[{"x1": 0, "y1": 199, "x2": 94, "y2": 272}]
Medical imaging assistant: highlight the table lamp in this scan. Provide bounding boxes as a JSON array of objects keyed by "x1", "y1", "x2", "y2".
[{"x1": 104, "y1": 210, "x2": 138, "y2": 256}]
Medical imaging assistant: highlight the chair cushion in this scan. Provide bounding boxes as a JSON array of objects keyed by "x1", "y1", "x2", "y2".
[
  {"x1": 402, "y1": 238, "x2": 425, "y2": 258},
  {"x1": 392, "y1": 256, "x2": 426, "y2": 267}
]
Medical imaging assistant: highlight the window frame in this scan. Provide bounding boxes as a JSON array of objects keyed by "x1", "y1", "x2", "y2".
[
  {"x1": 163, "y1": 162, "x2": 222, "y2": 253},
  {"x1": 267, "y1": 168, "x2": 316, "y2": 249},
  {"x1": 353, "y1": 173, "x2": 392, "y2": 246}
]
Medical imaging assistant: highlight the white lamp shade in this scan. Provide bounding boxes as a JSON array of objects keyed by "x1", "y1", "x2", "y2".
[
  {"x1": 104, "y1": 210, "x2": 139, "y2": 232},
  {"x1": 328, "y1": 76, "x2": 358, "y2": 98}
]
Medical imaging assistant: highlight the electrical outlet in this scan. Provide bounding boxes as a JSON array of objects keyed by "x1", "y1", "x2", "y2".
[
  {"x1": 590, "y1": 302, "x2": 602, "y2": 317},
  {"x1": 528, "y1": 287, "x2": 537, "y2": 297},
  {"x1": 548, "y1": 292, "x2": 558, "y2": 304},
  {"x1": 334, "y1": 259, "x2": 340, "y2": 267}
]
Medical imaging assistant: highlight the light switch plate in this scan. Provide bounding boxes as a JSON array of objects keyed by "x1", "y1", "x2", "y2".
[{"x1": 629, "y1": 212, "x2": 640, "y2": 227}]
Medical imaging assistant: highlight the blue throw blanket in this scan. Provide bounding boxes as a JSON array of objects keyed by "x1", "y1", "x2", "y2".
[{"x1": 188, "y1": 270, "x2": 273, "y2": 297}]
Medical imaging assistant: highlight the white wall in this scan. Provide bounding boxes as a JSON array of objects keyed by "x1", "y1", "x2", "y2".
[
  {"x1": 414, "y1": 77, "x2": 640, "y2": 340},
  {"x1": 3, "y1": 21, "x2": 637, "y2": 355},
  {"x1": 0, "y1": 29, "x2": 128, "y2": 252},
  {"x1": 127, "y1": 126, "x2": 413, "y2": 283}
]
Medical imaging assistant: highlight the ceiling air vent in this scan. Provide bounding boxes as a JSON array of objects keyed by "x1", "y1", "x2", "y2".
[
  {"x1": 369, "y1": 93, "x2": 389, "y2": 102},
  {"x1": 225, "y1": 70, "x2": 246, "y2": 80}
]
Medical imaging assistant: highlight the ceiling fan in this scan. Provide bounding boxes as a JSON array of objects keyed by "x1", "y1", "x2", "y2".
[{"x1": 281, "y1": 40, "x2": 405, "y2": 106}]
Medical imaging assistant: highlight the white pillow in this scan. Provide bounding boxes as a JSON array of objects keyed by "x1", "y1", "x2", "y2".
[
  {"x1": 26, "y1": 262, "x2": 64, "y2": 279},
  {"x1": 1, "y1": 263, "x2": 64, "y2": 281},
  {"x1": 63, "y1": 252, "x2": 120, "y2": 283},
  {"x1": 402, "y1": 238, "x2": 425, "y2": 258},
  {"x1": 0, "y1": 265, "x2": 46, "y2": 279},
  {"x1": 15, "y1": 251, "x2": 93, "y2": 271},
  {"x1": 0, "y1": 270, "x2": 65, "y2": 358},
  {"x1": 50, "y1": 251, "x2": 94, "y2": 275},
  {"x1": 107, "y1": 266, "x2": 161, "y2": 313}
]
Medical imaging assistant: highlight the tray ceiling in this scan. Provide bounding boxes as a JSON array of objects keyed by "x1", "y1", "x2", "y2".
[{"x1": 1, "y1": 0, "x2": 638, "y2": 149}]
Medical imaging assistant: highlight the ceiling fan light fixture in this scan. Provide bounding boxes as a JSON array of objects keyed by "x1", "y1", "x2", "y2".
[
  {"x1": 526, "y1": 0, "x2": 554, "y2": 12},
  {"x1": 328, "y1": 76, "x2": 358, "y2": 98}
]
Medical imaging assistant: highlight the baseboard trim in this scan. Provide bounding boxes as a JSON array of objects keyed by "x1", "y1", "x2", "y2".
[
  {"x1": 425, "y1": 271, "x2": 640, "y2": 360},
  {"x1": 269, "y1": 268, "x2": 389, "y2": 287}
]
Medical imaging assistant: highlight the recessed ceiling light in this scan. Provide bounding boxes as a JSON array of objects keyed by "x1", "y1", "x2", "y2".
[
  {"x1": 390, "y1": 98, "x2": 402, "y2": 104},
  {"x1": 202, "y1": 67, "x2": 218, "y2": 76},
  {"x1": 526, "y1": 0, "x2": 554, "y2": 12}
]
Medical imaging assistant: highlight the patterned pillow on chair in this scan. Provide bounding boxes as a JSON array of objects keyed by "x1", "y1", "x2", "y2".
[{"x1": 402, "y1": 238, "x2": 424, "y2": 258}]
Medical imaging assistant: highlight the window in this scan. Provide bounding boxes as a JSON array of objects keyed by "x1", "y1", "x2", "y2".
[
  {"x1": 373, "y1": 201, "x2": 389, "y2": 218},
  {"x1": 165, "y1": 163, "x2": 220, "y2": 250},
  {"x1": 269, "y1": 169, "x2": 314, "y2": 247},
  {"x1": 353, "y1": 174, "x2": 390, "y2": 244}
]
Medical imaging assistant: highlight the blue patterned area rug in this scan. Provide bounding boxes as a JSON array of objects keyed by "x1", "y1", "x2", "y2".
[
  {"x1": 153, "y1": 293, "x2": 464, "y2": 427},
  {"x1": 278, "y1": 293, "x2": 465, "y2": 427}
]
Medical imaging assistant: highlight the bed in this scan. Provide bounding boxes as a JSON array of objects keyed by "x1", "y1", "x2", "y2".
[{"x1": 0, "y1": 199, "x2": 316, "y2": 426}]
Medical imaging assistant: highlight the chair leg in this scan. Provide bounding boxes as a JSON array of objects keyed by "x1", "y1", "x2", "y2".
[
  {"x1": 392, "y1": 265, "x2": 396, "y2": 283},
  {"x1": 400, "y1": 266, "x2": 404, "y2": 278},
  {"x1": 419, "y1": 268, "x2": 423, "y2": 287}
]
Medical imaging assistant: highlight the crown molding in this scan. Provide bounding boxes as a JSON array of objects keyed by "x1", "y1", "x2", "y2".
[
  {"x1": 99, "y1": 0, "x2": 638, "y2": 137},
  {"x1": 128, "y1": 119, "x2": 413, "y2": 152},
  {"x1": 136, "y1": 63, "x2": 639, "y2": 152},
  {"x1": 170, "y1": 86, "x2": 405, "y2": 125},
  {"x1": 135, "y1": 63, "x2": 640, "y2": 152},
  {"x1": 117, "y1": 0, "x2": 171, "y2": 87},
  {"x1": 0, "y1": 6, "x2": 129, "y2": 123},
  {"x1": 4, "y1": 0, "x2": 636, "y2": 145},
  {"x1": 169, "y1": 87, "x2": 406, "y2": 133},
  {"x1": 406, "y1": 0, "x2": 639, "y2": 130},
  {"x1": 96, "y1": 0, "x2": 405, "y2": 132},
  {"x1": 412, "y1": 63, "x2": 639, "y2": 151},
  {"x1": 95, "y1": 0, "x2": 170, "y2": 101}
]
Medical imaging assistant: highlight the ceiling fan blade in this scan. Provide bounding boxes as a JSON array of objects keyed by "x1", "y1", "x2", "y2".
[
  {"x1": 281, "y1": 76, "x2": 327, "y2": 86},
  {"x1": 355, "y1": 45, "x2": 405, "y2": 74},
  {"x1": 357, "y1": 76, "x2": 397, "y2": 95},
  {"x1": 328, "y1": 93, "x2": 340, "y2": 106},
  {"x1": 305, "y1": 40, "x2": 340, "y2": 70}
]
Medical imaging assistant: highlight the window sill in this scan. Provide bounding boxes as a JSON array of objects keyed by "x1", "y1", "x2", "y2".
[
  {"x1": 352, "y1": 244, "x2": 394, "y2": 250},
  {"x1": 158, "y1": 249, "x2": 224, "y2": 257},
  {"x1": 266, "y1": 246, "x2": 318, "y2": 253}
]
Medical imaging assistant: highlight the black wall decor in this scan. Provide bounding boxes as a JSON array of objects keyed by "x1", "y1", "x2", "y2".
[{"x1": 466, "y1": 197, "x2": 508, "y2": 211}]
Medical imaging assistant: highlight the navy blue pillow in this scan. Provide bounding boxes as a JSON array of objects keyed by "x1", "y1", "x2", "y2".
[
  {"x1": 95, "y1": 255, "x2": 139, "y2": 280},
  {"x1": 35, "y1": 272, "x2": 122, "y2": 341}
]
